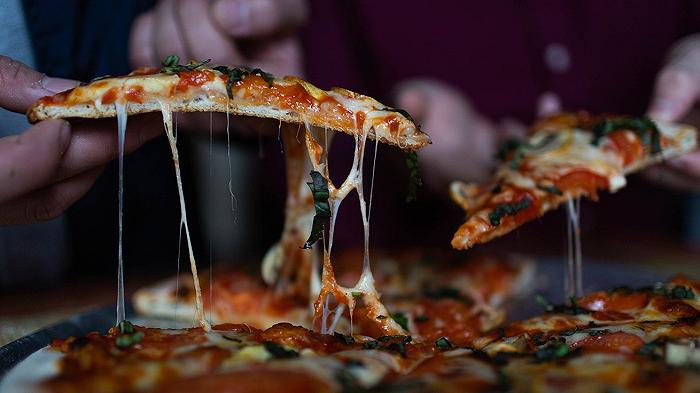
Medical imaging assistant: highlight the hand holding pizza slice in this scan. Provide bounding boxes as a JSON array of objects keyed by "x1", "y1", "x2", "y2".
[{"x1": 450, "y1": 111, "x2": 697, "y2": 250}]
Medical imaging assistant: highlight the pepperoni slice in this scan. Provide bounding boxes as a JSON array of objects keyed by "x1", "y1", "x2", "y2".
[{"x1": 571, "y1": 332, "x2": 644, "y2": 353}]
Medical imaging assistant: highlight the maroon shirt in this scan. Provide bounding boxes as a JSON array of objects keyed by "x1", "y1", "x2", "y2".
[{"x1": 260, "y1": 1, "x2": 700, "y2": 253}]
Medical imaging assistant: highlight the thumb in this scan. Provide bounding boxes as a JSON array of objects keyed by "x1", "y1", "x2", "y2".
[
  {"x1": 393, "y1": 83, "x2": 430, "y2": 124},
  {"x1": 0, "y1": 56, "x2": 77, "y2": 113},
  {"x1": 647, "y1": 67, "x2": 700, "y2": 122}
]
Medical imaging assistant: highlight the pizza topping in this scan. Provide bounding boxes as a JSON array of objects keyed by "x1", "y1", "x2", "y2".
[
  {"x1": 302, "y1": 170, "x2": 330, "y2": 249},
  {"x1": 570, "y1": 331, "x2": 645, "y2": 353},
  {"x1": 435, "y1": 336, "x2": 453, "y2": 350},
  {"x1": 488, "y1": 196, "x2": 532, "y2": 226},
  {"x1": 534, "y1": 340, "x2": 570, "y2": 361},
  {"x1": 213, "y1": 65, "x2": 274, "y2": 98},
  {"x1": 590, "y1": 116, "x2": 662, "y2": 154},
  {"x1": 263, "y1": 341, "x2": 300, "y2": 359},
  {"x1": 160, "y1": 54, "x2": 211, "y2": 74}
]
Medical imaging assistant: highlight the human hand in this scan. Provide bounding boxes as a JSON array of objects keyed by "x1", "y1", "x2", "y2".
[
  {"x1": 0, "y1": 56, "x2": 162, "y2": 225},
  {"x1": 646, "y1": 33, "x2": 700, "y2": 192},
  {"x1": 129, "y1": 0, "x2": 307, "y2": 136},
  {"x1": 394, "y1": 79, "x2": 543, "y2": 192}
]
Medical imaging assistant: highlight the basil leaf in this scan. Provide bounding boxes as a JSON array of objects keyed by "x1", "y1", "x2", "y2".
[
  {"x1": 670, "y1": 285, "x2": 695, "y2": 299},
  {"x1": 537, "y1": 184, "x2": 563, "y2": 195},
  {"x1": 116, "y1": 331, "x2": 144, "y2": 348},
  {"x1": 213, "y1": 65, "x2": 274, "y2": 98},
  {"x1": 405, "y1": 151, "x2": 422, "y2": 203},
  {"x1": 263, "y1": 341, "x2": 299, "y2": 359},
  {"x1": 435, "y1": 336, "x2": 453, "y2": 350},
  {"x1": 590, "y1": 116, "x2": 662, "y2": 154},
  {"x1": 391, "y1": 312, "x2": 409, "y2": 330},
  {"x1": 535, "y1": 340, "x2": 569, "y2": 361},
  {"x1": 302, "y1": 171, "x2": 330, "y2": 249},
  {"x1": 379, "y1": 107, "x2": 416, "y2": 124},
  {"x1": 488, "y1": 197, "x2": 532, "y2": 226},
  {"x1": 160, "y1": 54, "x2": 211, "y2": 74},
  {"x1": 118, "y1": 320, "x2": 135, "y2": 334},
  {"x1": 334, "y1": 332, "x2": 355, "y2": 345}
]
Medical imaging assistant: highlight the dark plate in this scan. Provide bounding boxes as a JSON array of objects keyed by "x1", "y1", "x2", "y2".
[{"x1": 0, "y1": 304, "x2": 134, "y2": 377}]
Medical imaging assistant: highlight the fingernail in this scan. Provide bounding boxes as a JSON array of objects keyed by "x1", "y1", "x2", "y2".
[
  {"x1": 214, "y1": 0, "x2": 250, "y2": 36},
  {"x1": 41, "y1": 76, "x2": 78, "y2": 93},
  {"x1": 58, "y1": 120, "x2": 71, "y2": 153}
]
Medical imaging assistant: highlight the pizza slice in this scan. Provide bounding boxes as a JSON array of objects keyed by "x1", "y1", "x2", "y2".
[
  {"x1": 27, "y1": 57, "x2": 430, "y2": 150},
  {"x1": 27, "y1": 56, "x2": 431, "y2": 331},
  {"x1": 450, "y1": 111, "x2": 697, "y2": 250}
]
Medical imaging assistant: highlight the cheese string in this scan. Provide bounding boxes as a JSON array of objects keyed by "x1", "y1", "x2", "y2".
[
  {"x1": 115, "y1": 101, "x2": 127, "y2": 325},
  {"x1": 209, "y1": 111, "x2": 214, "y2": 325},
  {"x1": 160, "y1": 102, "x2": 210, "y2": 330}
]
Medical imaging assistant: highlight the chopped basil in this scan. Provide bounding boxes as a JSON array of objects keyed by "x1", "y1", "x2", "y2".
[
  {"x1": 435, "y1": 336, "x2": 453, "y2": 350},
  {"x1": 414, "y1": 315, "x2": 429, "y2": 322},
  {"x1": 587, "y1": 329, "x2": 611, "y2": 337},
  {"x1": 537, "y1": 184, "x2": 563, "y2": 195},
  {"x1": 363, "y1": 336, "x2": 411, "y2": 357},
  {"x1": 118, "y1": 320, "x2": 135, "y2": 334},
  {"x1": 405, "y1": 151, "x2": 422, "y2": 203},
  {"x1": 351, "y1": 291, "x2": 363, "y2": 298},
  {"x1": 590, "y1": 116, "x2": 662, "y2": 154},
  {"x1": 302, "y1": 171, "x2": 330, "y2": 249},
  {"x1": 379, "y1": 107, "x2": 416, "y2": 123},
  {"x1": 116, "y1": 331, "x2": 144, "y2": 348},
  {"x1": 391, "y1": 312, "x2": 409, "y2": 330},
  {"x1": 670, "y1": 285, "x2": 695, "y2": 299},
  {"x1": 376, "y1": 315, "x2": 388, "y2": 320},
  {"x1": 535, "y1": 340, "x2": 570, "y2": 361},
  {"x1": 160, "y1": 54, "x2": 211, "y2": 74},
  {"x1": 488, "y1": 197, "x2": 532, "y2": 226},
  {"x1": 212, "y1": 65, "x2": 274, "y2": 98},
  {"x1": 334, "y1": 332, "x2": 355, "y2": 345},
  {"x1": 263, "y1": 341, "x2": 299, "y2": 359}
]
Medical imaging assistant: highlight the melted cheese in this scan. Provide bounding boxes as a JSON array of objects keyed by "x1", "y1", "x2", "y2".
[
  {"x1": 502, "y1": 128, "x2": 626, "y2": 191},
  {"x1": 115, "y1": 101, "x2": 127, "y2": 324},
  {"x1": 159, "y1": 102, "x2": 209, "y2": 330},
  {"x1": 302, "y1": 119, "x2": 405, "y2": 336}
]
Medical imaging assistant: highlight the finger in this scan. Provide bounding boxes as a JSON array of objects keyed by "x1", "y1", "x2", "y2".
[
  {"x1": 0, "y1": 56, "x2": 78, "y2": 113},
  {"x1": 152, "y1": 0, "x2": 189, "y2": 64},
  {"x1": 0, "y1": 120, "x2": 70, "y2": 203},
  {"x1": 647, "y1": 67, "x2": 700, "y2": 122},
  {"x1": 56, "y1": 113, "x2": 163, "y2": 181},
  {"x1": 394, "y1": 83, "x2": 429, "y2": 124},
  {"x1": 0, "y1": 166, "x2": 103, "y2": 225},
  {"x1": 212, "y1": 0, "x2": 308, "y2": 38},
  {"x1": 247, "y1": 35, "x2": 303, "y2": 76},
  {"x1": 176, "y1": 0, "x2": 243, "y2": 64},
  {"x1": 666, "y1": 151, "x2": 700, "y2": 177},
  {"x1": 129, "y1": 11, "x2": 158, "y2": 67},
  {"x1": 642, "y1": 164, "x2": 700, "y2": 193},
  {"x1": 536, "y1": 91, "x2": 562, "y2": 118}
]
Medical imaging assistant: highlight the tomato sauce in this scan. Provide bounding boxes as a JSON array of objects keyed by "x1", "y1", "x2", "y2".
[
  {"x1": 578, "y1": 291, "x2": 649, "y2": 313},
  {"x1": 607, "y1": 130, "x2": 644, "y2": 165},
  {"x1": 570, "y1": 331, "x2": 644, "y2": 353},
  {"x1": 174, "y1": 70, "x2": 215, "y2": 93},
  {"x1": 554, "y1": 170, "x2": 608, "y2": 198}
]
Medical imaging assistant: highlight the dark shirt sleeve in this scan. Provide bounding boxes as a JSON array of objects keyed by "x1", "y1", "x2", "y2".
[{"x1": 22, "y1": 0, "x2": 154, "y2": 79}]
